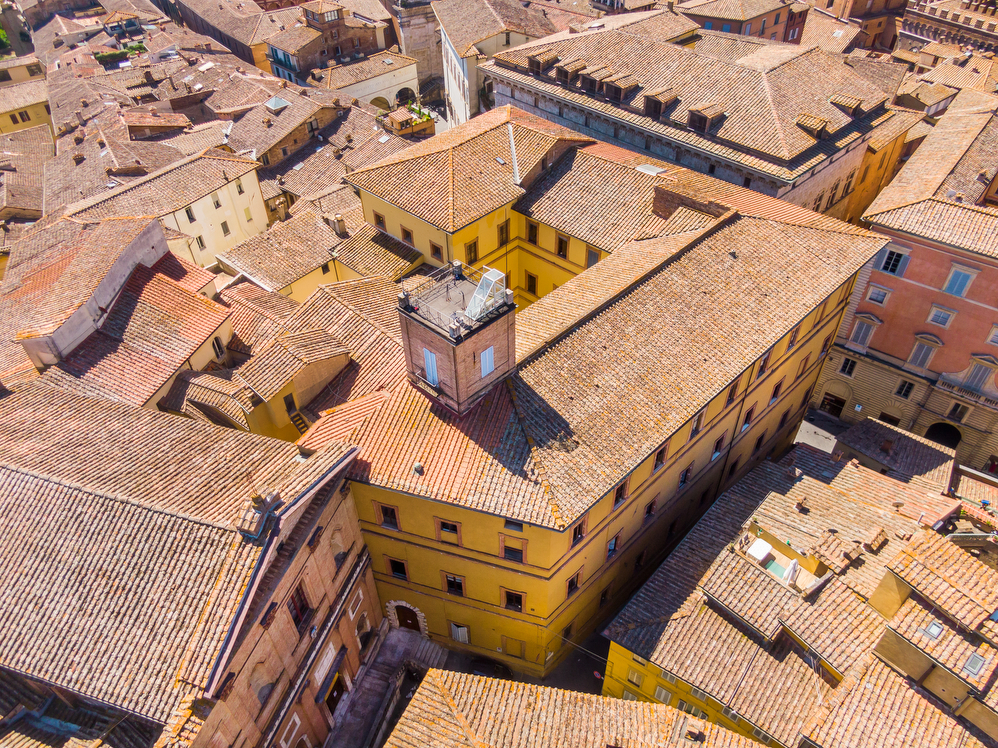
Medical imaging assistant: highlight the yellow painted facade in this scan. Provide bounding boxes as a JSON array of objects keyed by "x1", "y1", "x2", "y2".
[
  {"x1": 356, "y1": 191, "x2": 602, "y2": 308},
  {"x1": 0, "y1": 99, "x2": 51, "y2": 138},
  {"x1": 353, "y1": 277, "x2": 857, "y2": 676}
]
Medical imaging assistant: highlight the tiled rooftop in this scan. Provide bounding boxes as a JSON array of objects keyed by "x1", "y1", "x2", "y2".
[
  {"x1": 216, "y1": 209, "x2": 341, "y2": 291},
  {"x1": 864, "y1": 89, "x2": 998, "y2": 257},
  {"x1": 307, "y1": 138, "x2": 884, "y2": 526},
  {"x1": 221, "y1": 279, "x2": 300, "y2": 355},
  {"x1": 0, "y1": 383, "x2": 356, "y2": 723},
  {"x1": 235, "y1": 327, "x2": 348, "y2": 400},
  {"x1": 43, "y1": 255, "x2": 231, "y2": 407},
  {"x1": 484, "y1": 21, "x2": 914, "y2": 181},
  {"x1": 346, "y1": 105, "x2": 595, "y2": 231},
  {"x1": 0, "y1": 216, "x2": 157, "y2": 385},
  {"x1": 385, "y1": 670, "x2": 757, "y2": 748},
  {"x1": 431, "y1": 0, "x2": 598, "y2": 59},
  {"x1": 333, "y1": 222, "x2": 421, "y2": 280},
  {"x1": 66, "y1": 149, "x2": 259, "y2": 222},
  {"x1": 678, "y1": 0, "x2": 789, "y2": 22},
  {"x1": 607, "y1": 444, "x2": 994, "y2": 747},
  {"x1": 836, "y1": 417, "x2": 957, "y2": 492}
]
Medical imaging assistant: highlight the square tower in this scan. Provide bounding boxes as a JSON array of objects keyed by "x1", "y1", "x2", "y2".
[{"x1": 398, "y1": 262, "x2": 516, "y2": 415}]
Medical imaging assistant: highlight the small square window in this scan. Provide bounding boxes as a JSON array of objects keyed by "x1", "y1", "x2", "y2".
[
  {"x1": 644, "y1": 500, "x2": 656, "y2": 521},
  {"x1": 949, "y1": 402, "x2": 970, "y2": 421},
  {"x1": 840, "y1": 358, "x2": 856, "y2": 377},
  {"x1": 928, "y1": 307, "x2": 954, "y2": 328},
  {"x1": 373, "y1": 212, "x2": 386, "y2": 229},
  {"x1": 567, "y1": 571, "x2": 581, "y2": 596},
  {"x1": 465, "y1": 240, "x2": 478, "y2": 264},
  {"x1": 504, "y1": 590, "x2": 523, "y2": 612},
  {"x1": 868, "y1": 286, "x2": 888, "y2": 304},
  {"x1": 613, "y1": 482, "x2": 627, "y2": 508},
  {"x1": 388, "y1": 558, "x2": 407, "y2": 580},
  {"x1": 527, "y1": 221, "x2": 538, "y2": 245},
  {"x1": 450, "y1": 622, "x2": 469, "y2": 643},
  {"x1": 445, "y1": 574, "x2": 464, "y2": 596},
  {"x1": 757, "y1": 350, "x2": 771, "y2": 379},
  {"x1": 195, "y1": 235, "x2": 206, "y2": 249},
  {"x1": 17, "y1": 111, "x2": 29, "y2": 123},
  {"x1": 504, "y1": 519, "x2": 523, "y2": 532},
  {"x1": 379, "y1": 504, "x2": 399, "y2": 530},
  {"x1": 439, "y1": 520, "x2": 459, "y2": 540},
  {"x1": 556, "y1": 234, "x2": 569, "y2": 259},
  {"x1": 402, "y1": 226, "x2": 413, "y2": 244},
  {"x1": 654, "y1": 445, "x2": 667, "y2": 470},
  {"x1": 321, "y1": 262, "x2": 330, "y2": 274},
  {"x1": 236, "y1": 179, "x2": 244, "y2": 195},
  {"x1": 281, "y1": 146, "x2": 289, "y2": 157},
  {"x1": 526, "y1": 272, "x2": 538, "y2": 296},
  {"x1": 430, "y1": 242, "x2": 443, "y2": 260},
  {"x1": 185, "y1": 206, "x2": 196, "y2": 223},
  {"x1": 896, "y1": 380, "x2": 914, "y2": 399},
  {"x1": 571, "y1": 522, "x2": 585, "y2": 546},
  {"x1": 221, "y1": 221, "x2": 230, "y2": 236},
  {"x1": 779, "y1": 409, "x2": 790, "y2": 428}
]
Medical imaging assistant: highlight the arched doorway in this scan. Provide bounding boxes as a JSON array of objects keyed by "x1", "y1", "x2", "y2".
[
  {"x1": 395, "y1": 87, "x2": 416, "y2": 106},
  {"x1": 925, "y1": 421, "x2": 962, "y2": 449},
  {"x1": 370, "y1": 96, "x2": 391, "y2": 111},
  {"x1": 386, "y1": 600, "x2": 428, "y2": 635}
]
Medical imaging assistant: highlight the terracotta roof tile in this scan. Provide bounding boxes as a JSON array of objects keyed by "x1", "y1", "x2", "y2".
[
  {"x1": 837, "y1": 417, "x2": 957, "y2": 491},
  {"x1": 221, "y1": 280, "x2": 300, "y2": 355},
  {"x1": 385, "y1": 669, "x2": 757, "y2": 748},
  {"x1": 889, "y1": 530, "x2": 998, "y2": 645},
  {"x1": 0, "y1": 383, "x2": 356, "y2": 722},
  {"x1": 346, "y1": 105, "x2": 594, "y2": 231},
  {"x1": 216, "y1": 209, "x2": 340, "y2": 291},
  {"x1": 44, "y1": 261, "x2": 230, "y2": 407},
  {"x1": 333, "y1": 222, "x2": 421, "y2": 280},
  {"x1": 235, "y1": 327, "x2": 348, "y2": 400}
]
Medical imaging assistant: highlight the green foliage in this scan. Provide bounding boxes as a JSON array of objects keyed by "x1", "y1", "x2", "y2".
[{"x1": 95, "y1": 49, "x2": 129, "y2": 64}]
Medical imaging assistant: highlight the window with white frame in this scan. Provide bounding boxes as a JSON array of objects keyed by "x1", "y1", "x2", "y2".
[
  {"x1": 480, "y1": 346, "x2": 494, "y2": 377},
  {"x1": 654, "y1": 685, "x2": 673, "y2": 704},
  {"x1": 423, "y1": 348, "x2": 438, "y2": 386},
  {"x1": 840, "y1": 358, "x2": 856, "y2": 377},
  {"x1": 927, "y1": 305, "x2": 955, "y2": 328},
  {"x1": 450, "y1": 622, "x2": 469, "y2": 643},
  {"x1": 867, "y1": 285, "x2": 890, "y2": 305},
  {"x1": 622, "y1": 690, "x2": 639, "y2": 701},
  {"x1": 908, "y1": 340, "x2": 937, "y2": 369},
  {"x1": 943, "y1": 265, "x2": 976, "y2": 297},
  {"x1": 850, "y1": 319, "x2": 875, "y2": 346},
  {"x1": 965, "y1": 362, "x2": 994, "y2": 392}
]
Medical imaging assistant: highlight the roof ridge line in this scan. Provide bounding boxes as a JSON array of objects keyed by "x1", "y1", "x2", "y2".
[
  {"x1": 759, "y1": 65, "x2": 793, "y2": 160},
  {"x1": 426, "y1": 670, "x2": 486, "y2": 748},
  {"x1": 504, "y1": 377, "x2": 566, "y2": 530}
]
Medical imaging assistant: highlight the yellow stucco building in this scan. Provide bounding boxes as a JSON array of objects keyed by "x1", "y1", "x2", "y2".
[
  {"x1": 0, "y1": 79, "x2": 51, "y2": 139},
  {"x1": 288, "y1": 106, "x2": 890, "y2": 676}
]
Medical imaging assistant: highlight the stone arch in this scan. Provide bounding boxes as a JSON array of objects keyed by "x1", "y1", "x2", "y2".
[
  {"x1": 925, "y1": 421, "x2": 963, "y2": 449},
  {"x1": 386, "y1": 600, "x2": 428, "y2": 636},
  {"x1": 395, "y1": 87, "x2": 416, "y2": 106},
  {"x1": 370, "y1": 96, "x2": 391, "y2": 111}
]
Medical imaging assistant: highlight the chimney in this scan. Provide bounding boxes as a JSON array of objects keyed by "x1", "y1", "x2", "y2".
[
  {"x1": 332, "y1": 213, "x2": 346, "y2": 234},
  {"x1": 397, "y1": 262, "x2": 517, "y2": 415}
]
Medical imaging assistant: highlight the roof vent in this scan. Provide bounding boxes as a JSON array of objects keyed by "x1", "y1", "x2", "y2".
[{"x1": 636, "y1": 163, "x2": 666, "y2": 176}]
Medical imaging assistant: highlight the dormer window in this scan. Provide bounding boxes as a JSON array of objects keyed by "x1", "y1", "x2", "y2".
[
  {"x1": 645, "y1": 97, "x2": 662, "y2": 119},
  {"x1": 687, "y1": 103, "x2": 724, "y2": 134},
  {"x1": 830, "y1": 93, "x2": 863, "y2": 116},
  {"x1": 527, "y1": 49, "x2": 558, "y2": 76},
  {"x1": 605, "y1": 83, "x2": 622, "y2": 103},
  {"x1": 528, "y1": 58, "x2": 541, "y2": 75},
  {"x1": 580, "y1": 75, "x2": 597, "y2": 93}
]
